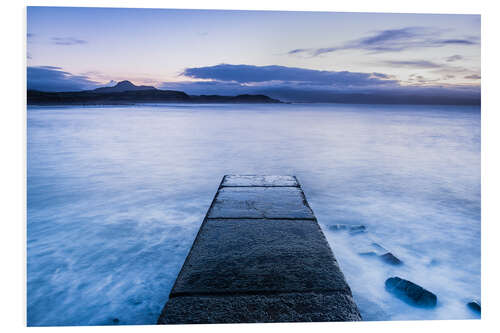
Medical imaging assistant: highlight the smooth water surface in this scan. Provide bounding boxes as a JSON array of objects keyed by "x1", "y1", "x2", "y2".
[{"x1": 27, "y1": 103, "x2": 480, "y2": 325}]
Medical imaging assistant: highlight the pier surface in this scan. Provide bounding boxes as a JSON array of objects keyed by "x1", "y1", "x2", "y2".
[{"x1": 158, "y1": 175, "x2": 361, "y2": 324}]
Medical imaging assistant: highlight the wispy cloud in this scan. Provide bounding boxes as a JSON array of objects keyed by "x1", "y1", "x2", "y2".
[
  {"x1": 465, "y1": 74, "x2": 481, "y2": 80},
  {"x1": 27, "y1": 66, "x2": 101, "y2": 91},
  {"x1": 383, "y1": 60, "x2": 442, "y2": 68},
  {"x1": 445, "y1": 55, "x2": 463, "y2": 62},
  {"x1": 51, "y1": 37, "x2": 88, "y2": 46},
  {"x1": 379, "y1": 57, "x2": 478, "y2": 82},
  {"x1": 288, "y1": 27, "x2": 478, "y2": 57}
]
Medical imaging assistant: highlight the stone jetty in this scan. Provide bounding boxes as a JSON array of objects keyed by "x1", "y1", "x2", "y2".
[{"x1": 157, "y1": 175, "x2": 361, "y2": 324}]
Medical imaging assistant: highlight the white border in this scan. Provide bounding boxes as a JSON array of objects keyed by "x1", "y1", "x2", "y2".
[{"x1": 2, "y1": 1, "x2": 499, "y2": 332}]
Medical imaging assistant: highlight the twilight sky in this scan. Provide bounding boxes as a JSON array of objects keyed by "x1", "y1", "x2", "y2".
[{"x1": 27, "y1": 6, "x2": 481, "y2": 101}]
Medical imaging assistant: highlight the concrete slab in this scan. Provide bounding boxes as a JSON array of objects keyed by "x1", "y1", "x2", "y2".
[
  {"x1": 158, "y1": 175, "x2": 361, "y2": 324},
  {"x1": 171, "y1": 219, "x2": 351, "y2": 296},
  {"x1": 207, "y1": 187, "x2": 314, "y2": 219},
  {"x1": 222, "y1": 175, "x2": 298, "y2": 187},
  {"x1": 159, "y1": 291, "x2": 361, "y2": 324}
]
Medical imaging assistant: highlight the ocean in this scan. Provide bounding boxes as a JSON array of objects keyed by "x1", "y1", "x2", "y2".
[{"x1": 27, "y1": 103, "x2": 481, "y2": 325}]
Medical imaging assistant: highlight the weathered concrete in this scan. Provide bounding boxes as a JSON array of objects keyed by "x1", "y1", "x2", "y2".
[
  {"x1": 222, "y1": 175, "x2": 299, "y2": 187},
  {"x1": 160, "y1": 292, "x2": 361, "y2": 324},
  {"x1": 158, "y1": 175, "x2": 361, "y2": 324},
  {"x1": 170, "y1": 219, "x2": 350, "y2": 295},
  {"x1": 208, "y1": 187, "x2": 314, "y2": 219}
]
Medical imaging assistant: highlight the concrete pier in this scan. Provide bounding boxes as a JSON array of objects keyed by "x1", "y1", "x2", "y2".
[{"x1": 157, "y1": 175, "x2": 361, "y2": 324}]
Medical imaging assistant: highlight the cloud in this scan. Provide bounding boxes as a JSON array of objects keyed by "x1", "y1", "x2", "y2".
[
  {"x1": 161, "y1": 79, "x2": 480, "y2": 105},
  {"x1": 27, "y1": 66, "x2": 102, "y2": 91},
  {"x1": 464, "y1": 74, "x2": 481, "y2": 80},
  {"x1": 161, "y1": 63, "x2": 480, "y2": 105},
  {"x1": 288, "y1": 27, "x2": 478, "y2": 57},
  {"x1": 445, "y1": 55, "x2": 463, "y2": 62},
  {"x1": 383, "y1": 60, "x2": 442, "y2": 68},
  {"x1": 51, "y1": 37, "x2": 88, "y2": 45},
  {"x1": 181, "y1": 64, "x2": 398, "y2": 88}
]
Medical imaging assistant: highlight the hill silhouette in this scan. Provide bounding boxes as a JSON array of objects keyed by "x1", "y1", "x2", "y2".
[
  {"x1": 93, "y1": 80, "x2": 157, "y2": 93},
  {"x1": 28, "y1": 80, "x2": 282, "y2": 105}
]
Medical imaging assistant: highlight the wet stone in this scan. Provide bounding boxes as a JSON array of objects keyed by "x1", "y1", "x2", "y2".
[
  {"x1": 222, "y1": 175, "x2": 298, "y2": 187},
  {"x1": 380, "y1": 252, "x2": 403, "y2": 265},
  {"x1": 359, "y1": 251, "x2": 378, "y2": 257},
  {"x1": 385, "y1": 277, "x2": 437, "y2": 307},
  {"x1": 467, "y1": 300, "x2": 481, "y2": 313},
  {"x1": 159, "y1": 292, "x2": 361, "y2": 324},
  {"x1": 170, "y1": 219, "x2": 351, "y2": 295},
  {"x1": 159, "y1": 175, "x2": 361, "y2": 324},
  {"x1": 208, "y1": 187, "x2": 314, "y2": 219},
  {"x1": 349, "y1": 225, "x2": 366, "y2": 232},
  {"x1": 329, "y1": 224, "x2": 349, "y2": 231}
]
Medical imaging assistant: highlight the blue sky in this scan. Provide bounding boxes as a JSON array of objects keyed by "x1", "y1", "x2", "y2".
[{"x1": 27, "y1": 6, "x2": 480, "y2": 100}]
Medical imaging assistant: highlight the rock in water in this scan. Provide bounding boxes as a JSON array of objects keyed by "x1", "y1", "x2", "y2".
[
  {"x1": 349, "y1": 225, "x2": 366, "y2": 235},
  {"x1": 329, "y1": 224, "x2": 348, "y2": 231},
  {"x1": 467, "y1": 300, "x2": 481, "y2": 313},
  {"x1": 385, "y1": 277, "x2": 437, "y2": 307},
  {"x1": 371, "y1": 242, "x2": 387, "y2": 253},
  {"x1": 358, "y1": 251, "x2": 378, "y2": 257},
  {"x1": 380, "y1": 252, "x2": 403, "y2": 265},
  {"x1": 349, "y1": 225, "x2": 365, "y2": 231}
]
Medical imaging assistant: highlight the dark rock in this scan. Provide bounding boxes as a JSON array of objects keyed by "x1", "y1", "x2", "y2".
[
  {"x1": 385, "y1": 277, "x2": 437, "y2": 307},
  {"x1": 467, "y1": 300, "x2": 481, "y2": 313},
  {"x1": 329, "y1": 224, "x2": 348, "y2": 231},
  {"x1": 380, "y1": 252, "x2": 403, "y2": 265},
  {"x1": 349, "y1": 225, "x2": 366, "y2": 235},
  {"x1": 349, "y1": 225, "x2": 366, "y2": 231},
  {"x1": 358, "y1": 251, "x2": 378, "y2": 257}
]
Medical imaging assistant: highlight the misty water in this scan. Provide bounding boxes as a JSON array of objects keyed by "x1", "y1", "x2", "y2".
[{"x1": 27, "y1": 103, "x2": 480, "y2": 326}]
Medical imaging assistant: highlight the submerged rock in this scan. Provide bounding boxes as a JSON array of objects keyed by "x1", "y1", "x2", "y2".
[
  {"x1": 371, "y1": 242, "x2": 387, "y2": 253},
  {"x1": 349, "y1": 225, "x2": 366, "y2": 235},
  {"x1": 385, "y1": 277, "x2": 437, "y2": 307},
  {"x1": 329, "y1": 224, "x2": 348, "y2": 231},
  {"x1": 354, "y1": 295, "x2": 390, "y2": 321},
  {"x1": 380, "y1": 252, "x2": 403, "y2": 265},
  {"x1": 358, "y1": 251, "x2": 378, "y2": 257},
  {"x1": 328, "y1": 224, "x2": 366, "y2": 234},
  {"x1": 467, "y1": 300, "x2": 481, "y2": 313},
  {"x1": 350, "y1": 225, "x2": 366, "y2": 231}
]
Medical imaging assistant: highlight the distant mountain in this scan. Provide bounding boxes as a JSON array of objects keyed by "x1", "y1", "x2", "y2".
[
  {"x1": 27, "y1": 81, "x2": 282, "y2": 105},
  {"x1": 93, "y1": 80, "x2": 157, "y2": 93}
]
